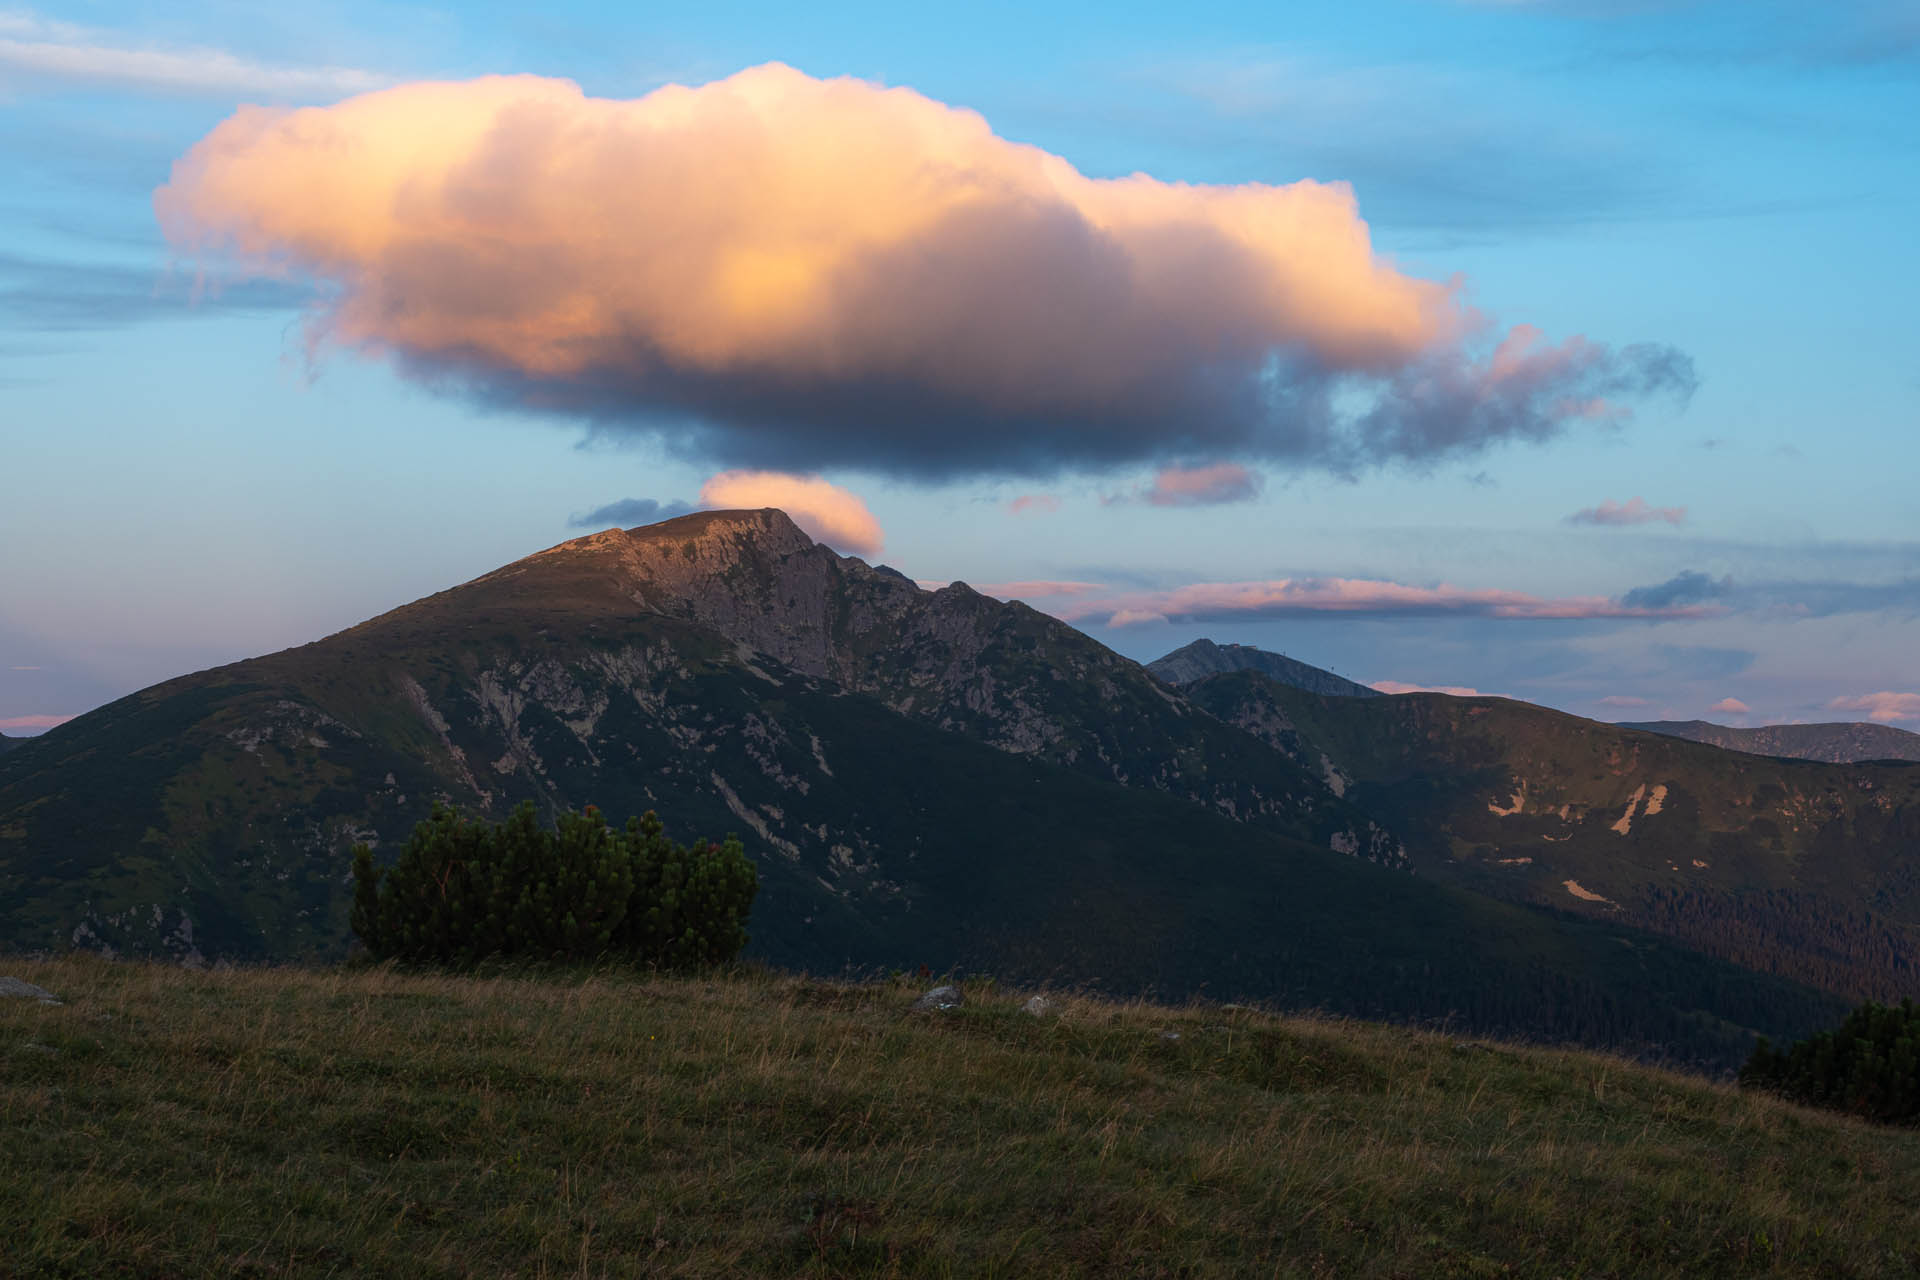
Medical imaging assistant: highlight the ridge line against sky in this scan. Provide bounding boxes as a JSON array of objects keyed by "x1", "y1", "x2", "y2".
[{"x1": 0, "y1": 0, "x2": 1914, "y2": 733}]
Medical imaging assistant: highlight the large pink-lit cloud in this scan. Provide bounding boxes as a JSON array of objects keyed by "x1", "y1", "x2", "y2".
[
  {"x1": 1826, "y1": 692, "x2": 1920, "y2": 724},
  {"x1": 697, "y1": 471, "x2": 884, "y2": 556},
  {"x1": 155, "y1": 64, "x2": 1693, "y2": 477},
  {"x1": 1050, "y1": 575, "x2": 1726, "y2": 627},
  {"x1": 1568, "y1": 496, "x2": 1687, "y2": 526},
  {"x1": 1709, "y1": 697, "x2": 1751, "y2": 716}
]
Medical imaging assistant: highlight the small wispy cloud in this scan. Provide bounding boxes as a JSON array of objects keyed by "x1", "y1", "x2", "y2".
[
  {"x1": 1109, "y1": 463, "x2": 1264, "y2": 508},
  {"x1": 1047, "y1": 573, "x2": 1726, "y2": 628},
  {"x1": 1371, "y1": 680, "x2": 1497, "y2": 697},
  {"x1": 1596, "y1": 694, "x2": 1651, "y2": 708},
  {"x1": 973, "y1": 581, "x2": 1106, "y2": 600},
  {"x1": 567, "y1": 497, "x2": 695, "y2": 530},
  {"x1": 0, "y1": 10, "x2": 390, "y2": 100},
  {"x1": 1708, "y1": 697, "x2": 1751, "y2": 716},
  {"x1": 1620, "y1": 570, "x2": 1731, "y2": 610},
  {"x1": 1006, "y1": 494, "x2": 1061, "y2": 516},
  {"x1": 1826, "y1": 692, "x2": 1920, "y2": 724},
  {"x1": 1567, "y1": 496, "x2": 1686, "y2": 527},
  {"x1": 0, "y1": 712, "x2": 73, "y2": 731}
]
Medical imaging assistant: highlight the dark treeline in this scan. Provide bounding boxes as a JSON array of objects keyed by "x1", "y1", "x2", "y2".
[{"x1": 1634, "y1": 886, "x2": 1920, "y2": 1004}]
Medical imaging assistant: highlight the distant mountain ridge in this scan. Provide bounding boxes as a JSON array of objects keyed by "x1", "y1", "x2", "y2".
[
  {"x1": 1620, "y1": 719, "x2": 1920, "y2": 764},
  {"x1": 0, "y1": 732, "x2": 18, "y2": 756},
  {"x1": 1147, "y1": 638, "x2": 1381, "y2": 698},
  {"x1": 1185, "y1": 669, "x2": 1920, "y2": 1004}
]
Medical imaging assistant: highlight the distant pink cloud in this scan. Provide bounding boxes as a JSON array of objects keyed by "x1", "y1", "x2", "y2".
[
  {"x1": 1131, "y1": 463, "x2": 1263, "y2": 507},
  {"x1": 1370, "y1": 681, "x2": 1495, "y2": 697},
  {"x1": 1826, "y1": 692, "x2": 1920, "y2": 724},
  {"x1": 0, "y1": 714, "x2": 75, "y2": 732},
  {"x1": 1007, "y1": 494, "x2": 1061, "y2": 516},
  {"x1": 1567, "y1": 497, "x2": 1686, "y2": 527},
  {"x1": 1050, "y1": 575, "x2": 1722, "y2": 627},
  {"x1": 697, "y1": 470, "x2": 884, "y2": 556},
  {"x1": 1709, "y1": 697, "x2": 1751, "y2": 715},
  {"x1": 973, "y1": 580, "x2": 1105, "y2": 600},
  {"x1": 1596, "y1": 695, "x2": 1652, "y2": 708}
]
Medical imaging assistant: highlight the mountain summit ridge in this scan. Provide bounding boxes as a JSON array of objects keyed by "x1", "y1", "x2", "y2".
[
  {"x1": 1619, "y1": 719, "x2": 1920, "y2": 765},
  {"x1": 1148, "y1": 638, "x2": 1381, "y2": 699}
]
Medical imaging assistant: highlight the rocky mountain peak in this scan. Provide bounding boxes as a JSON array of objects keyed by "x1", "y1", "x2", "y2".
[
  {"x1": 1147, "y1": 639, "x2": 1381, "y2": 699},
  {"x1": 624, "y1": 507, "x2": 819, "y2": 560}
]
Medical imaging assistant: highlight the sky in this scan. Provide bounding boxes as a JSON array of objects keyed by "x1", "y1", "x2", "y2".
[{"x1": 2, "y1": 0, "x2": 1917, "y2": 734}]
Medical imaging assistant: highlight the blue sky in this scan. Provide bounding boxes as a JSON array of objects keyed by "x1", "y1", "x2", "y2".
[{"x1": 2, "y1": 0, "x2": 1916, "y2": 732}]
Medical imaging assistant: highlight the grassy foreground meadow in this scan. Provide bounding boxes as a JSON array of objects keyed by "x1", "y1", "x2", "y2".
[{"x1": 3, "y1": 956, "x2": 1917, "y2": 1278}]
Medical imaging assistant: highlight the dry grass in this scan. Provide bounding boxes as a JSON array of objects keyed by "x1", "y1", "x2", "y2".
[{"x1": 2, "y1": 953, "x2": 1916, "y2": 1277}]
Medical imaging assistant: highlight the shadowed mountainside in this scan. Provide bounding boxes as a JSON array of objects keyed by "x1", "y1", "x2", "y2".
[{"x1": 1621, "y1": 719, "x2": 1920, "y2": 765}]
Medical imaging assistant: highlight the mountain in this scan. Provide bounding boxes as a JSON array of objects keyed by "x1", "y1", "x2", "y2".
[
  {"x1": 0, "y1": 509, "x2": 1408, "y2": 965},
  {"x1": 1621, "y1": 719, "x2": 1920, "y2": 764},
  {"x1": 1185, "y1": 670, "x2": 1920, "y2": 1003},
  {"x1": 1147, "y1": 638, "x2": 1381, "y2": 698},
  {"x1": 0, "y1": 732, "x2": 18, "y2": 756},
  {"x1": 0, "y1": 510, "x2": 1852, "y2": 1067}
]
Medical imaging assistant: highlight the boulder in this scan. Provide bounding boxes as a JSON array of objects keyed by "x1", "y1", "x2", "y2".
[
  {"x1": 911, "y1": 985, "x2": 964, "y2": 1012},
  {"x1": 1021, "y1": 995, "x2": 1056, "y2": 1017},
  {"x1": 0, "y1": 977, "x2": 61, "y2": 1005}
]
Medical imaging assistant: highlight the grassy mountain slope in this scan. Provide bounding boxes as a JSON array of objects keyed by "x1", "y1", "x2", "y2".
[
  {"x1": 1147, "y1": 637, "x2": 1381, "y2": 698},
  {"x1": 0, "y1": 731, "x2": 17, "y2": 756},
  {"x1": 1623, "y1": 718, "x2": 1920, "y2": 764},
  {"x1": 1187, "y1": 671, "x2": 1920, "y2": 1002},
  {"x1": 4, "y1": 956, "x2": 1916, "y2": 1278}
]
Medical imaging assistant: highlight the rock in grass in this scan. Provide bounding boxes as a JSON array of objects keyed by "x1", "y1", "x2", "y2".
[
  {"x1": 1022, "y1": 995, "x2": 1056, "y2": 1017},
  {"x1": 0, "y1": 977, "x2": 61, "y2": 1005},
  {"x1": 912, "y1": 985, "x2": 964, "y2": 1012}
]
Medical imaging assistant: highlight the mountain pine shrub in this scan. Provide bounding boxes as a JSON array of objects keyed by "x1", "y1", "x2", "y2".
[
  {"x1": 1739, "y1": 999, "x2": 1920, "y2": 1125},
  {"x1": 350, "y1": 801, "x2": 756, "y2": 968}
]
